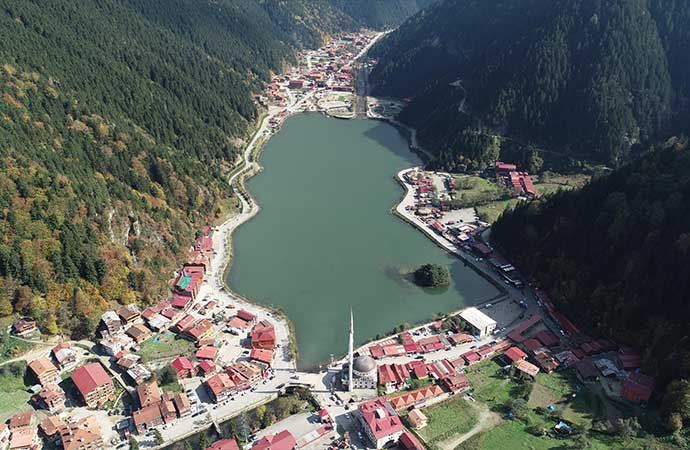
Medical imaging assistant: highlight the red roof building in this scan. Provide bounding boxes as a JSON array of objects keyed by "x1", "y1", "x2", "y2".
[
  {"x1": 250, "y1": 321, "x2": 276, "y2": 350},
  {"x1": 504, "y1": 347, "x2": 528, "y2": 363},
  {"x1": 252, "y1": 430, "x2": 296, "y2": 450},
  {"x1": 534, "y1": 330, "x2": 560, "y2": 347},
  {"x1": 249, "y1": 348, "x2": 274, "y2": 366},
  {"x1": 399, "y1": 431, "x2": 425, "y2": 450},
  {"x1": 71, "y1": 363, "x2": 115, "y2": 408},
  {"x1": 207, "y1": 439, "x2": 241, "y2": 450},
  {"x1": 358, "y1": 398, "x2": 404, "y2": 448},
  {"x1": 378, "y1": 364, "x2": 411, "y2": 391},
  {"x1": 170, "y1": 357, "x2": 194, "y2": 379},
  {"x1": 195, "y1": 346, "x2": 218, "y2": 361},
  {"x1": 389, "y1": 385, "x2": 444, "y2": 410},
  {"x1": 236, "y1": 309, "x2": 257, "y2": 323},
  {"x1": 622, "y1": 373, "x2": 655, "y2": 404}
]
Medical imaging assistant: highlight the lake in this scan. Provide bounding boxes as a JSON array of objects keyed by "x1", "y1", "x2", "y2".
[{"x1": 227, "y1": 113, "x2": 498, "y2": 369}]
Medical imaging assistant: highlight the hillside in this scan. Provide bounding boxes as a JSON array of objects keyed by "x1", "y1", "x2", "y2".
[
  {"x1": 369, "y1": 0, "x2": 688, "y2": 169},
  {"x1": 0, "y1": 0, "x2": 429, "y2": 339},
  {"x1": 491, "y1": 139, "x2": 690, "y2": 413}
]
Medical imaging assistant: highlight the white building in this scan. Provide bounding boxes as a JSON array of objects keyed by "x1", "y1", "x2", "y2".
[{"x1": 459, "y1": 307, "x2": 497, "y2": 338}]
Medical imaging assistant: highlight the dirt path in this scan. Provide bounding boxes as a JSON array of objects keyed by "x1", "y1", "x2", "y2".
[{"x1": 438, "y1": 401, "x2": 501, "y2": 450}]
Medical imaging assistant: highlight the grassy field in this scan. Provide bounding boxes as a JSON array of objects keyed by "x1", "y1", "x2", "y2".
[
  {"x1": 465, "y1": 360, "x2": 515, "y2": 409},
  {"x1": 136, "y1": 331, "x2": 195, "y2": 363},
  {"x1": 453, "y1": 176, "x2": 511, "y2": 208},
  {"x1": 0, "y1": 361, "x2": 30, "y2": 419},
  {"x1": 417, "y1": 396, "x2": 478, "y2": 444}
]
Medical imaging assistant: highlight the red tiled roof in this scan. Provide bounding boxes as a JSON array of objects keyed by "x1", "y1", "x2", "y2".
[
  {"x1": 358, "y1": 398, "x2": 403, "y2": 440},
  {"x1": 250, "y1": 348, "x2": 274, "y2": 365},
  {"x1": 71, "y1": 363, "x2": 112, "y2": 397},
  {"x1": 252, "y1": 430, "x2": 296, "y2": 450},
  {"x1": 504, "y1": 347, "x2": 527, "y2": 362},
  {"x1": 171, "y1": 295, "x2": 192, "y2": 309},
  {"x1": 389, "y1": 385, "x2": 443, "y2": 410},
  {"x1": 207, "y1": 439, "x2": 241, "y2": 450},
  {"x1": 236, "y1": 309, "x2": 256, "y2": 322},
  {"x1": 534, "y1": 330, "x2": 559, "y2": 347},
  {"x1": 171, "y1": 357, "x2": 194, "y2": 372},
  {"x1": 400, "y1": 431, "x2": 425, "y2": 450},
  {"x1": 195, "y1": 346, "x2": 218, "y2": 360}
]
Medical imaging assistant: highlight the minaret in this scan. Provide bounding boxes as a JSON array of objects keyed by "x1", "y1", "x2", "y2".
[{"x1": 348, "y1": 308, "x2": 354, "y2": 392}]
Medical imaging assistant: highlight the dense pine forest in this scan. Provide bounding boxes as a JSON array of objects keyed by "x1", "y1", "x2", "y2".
[
  {"x1": 492, "y1": 138, "x2": 690, "y2": 423},
  {"x1": 0, "y1": 0, "x2": 428, "y2": 338},
  {"x1": 369, "y1": 0, "x2": 690, "y2": 170}
]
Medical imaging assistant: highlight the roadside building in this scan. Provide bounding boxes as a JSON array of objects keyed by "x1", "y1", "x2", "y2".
[
  {"x1": 503, "y1": 347, "x2": 528, "y2": 364},
  {"x1": 205, "y1": 372, "x2": 235, "y2": 403},
  {"x1": 71, "y1": 363, "x2": 116, "y2": 408},
  {"x1": 226, "y1": 361, "x2": 264, "y2": 390},
  {"x1": 173, "y1": 392, "x2": 192, "y2": 417},
  {"x1": 132, "y1": 404, "x2": 163, "y2": 434},
  {"x1": 358, "y1": 398, "x2": 404, "y2": 448},
  {"x1": 249, "y1": 348, "x2": 274, "y2": 366},
  {"x1": 27, "y1": 357, "x2": 59, "y2": 386},
  {"x1": 51, "y1": 343, "x2": 77, "y2": 370},
  {"x1": 160, "y1": 399, "x2": 177, "y2": 424},
  {"x1": 252, "y1": 430, "x2": 296, "y2": 450},
  {"x1": 207, "y1": 439, "x2": 240, "y2": 450},
  {"x1": 399, "y1": 431, "x2": 426, "y2": 450},
  {"x1": 250, "y1": 321, "x2": 276, "y2": 350},
  {"x1": 389, "y1": 385, "x2": 444, "y2": 410},
  {"x1": 458, "y1": 307, "x2": 497, "y2": 338},
  {"x1": 60, "y1": 416, "x2": 103, "y2": 450},
  {"x1": 198, "y1": 360, "x2": 217, "y2": 378}
]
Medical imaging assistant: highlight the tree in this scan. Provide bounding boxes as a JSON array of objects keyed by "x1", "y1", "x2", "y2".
[
  {"x1": 504, "y1": 398, "x2": 529, "y2": 420},
  {"x1": 0, "y1": 297, "x2": 12, "y2": 316},
  {"x1": 198, "y1": 431, "x2": 212, "y2": 449},
  {"x1": 413, "y1": 264, "x2": 451, "y2": 287},
  {"x1": 665, "y1": 413, "x2": 683, "y2": 432},
  {"x1": 184, "y1": 442, "x2": 194, "y2": 450},
  {"x1": 153, "y1": 429, "x2": 164, "y2": 446},
  {"x1": 129, "y1": 437, "x2": 140, "y2": 450}
]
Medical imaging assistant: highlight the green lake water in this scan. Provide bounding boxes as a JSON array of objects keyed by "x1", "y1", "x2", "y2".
[{"x1": 227, "y1": 113, "x2": 498, "y2": 370}]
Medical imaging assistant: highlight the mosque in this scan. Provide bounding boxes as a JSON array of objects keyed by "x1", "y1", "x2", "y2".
[{"x1": 341, "y1": 309, "x2": 377, "y2": 390}]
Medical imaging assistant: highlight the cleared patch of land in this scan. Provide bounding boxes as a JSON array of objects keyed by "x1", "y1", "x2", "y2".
[
  {"x1": 417, "y1": 396, "x2": 478, "y2": 444},
  {"x1": 136, "y1": 331, "x2": 196, "y2": 363}
]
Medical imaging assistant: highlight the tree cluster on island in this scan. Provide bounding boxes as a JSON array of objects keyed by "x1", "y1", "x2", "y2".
[{"x1": 413, "y1": 263, "x2": 451, "y2": 287}]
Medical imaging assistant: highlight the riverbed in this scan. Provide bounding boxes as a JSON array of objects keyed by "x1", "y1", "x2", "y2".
[{"x1": 227, "y1": 113, "x2": 498, "y2": 369}]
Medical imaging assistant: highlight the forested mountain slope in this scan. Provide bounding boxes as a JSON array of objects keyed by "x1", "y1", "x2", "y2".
[
  {"x1": 491, "y1": 140, "x2": 690, "y2": 414},
  {"x1": 0, "y1": 0, "x2": 429, "y2": 338},
  {"x1": 369, "y1": 0, "x2": 688, "y2": 168}
]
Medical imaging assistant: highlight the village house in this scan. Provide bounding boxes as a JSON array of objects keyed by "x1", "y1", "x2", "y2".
[
  {"x1": 100, "y1": 334, "x2": 135, "y2": 356},
  {"x1": 127, "y1": 364, "x2": 152, "y2": 385},
  {"x1": 126, "y1": 323, "x2": 152, "y2": 344},
  {"x1": 378, "y1": 364, "x2": 411, "y2": 393},
  {"x1": 198, "y1": 360, "x2": 217, "y2": 378},
  {"x1": 358, "y1": 398, "x2": 404, "y2": 448},
  {"x1": 51, "y1": 343, "x2": 77, "y2": 370},
  {"x1": 249, "y1": 348, "x2": 274, "y2": 367},
  {"x1": 173, "y1": 392, "x2": 192, "y2": 417},
  {"x1": 226, "y1": 361, "x2": 264, "y2": 391},
  {"x1": 101, "y1": 310, "x2": 123, "y2": 336},
  {"x1": 116, "y1": 304, "x2": 141, "y2": 325},
  {"x1": 37, "y1": 383, "x2": 66, "y2": 412},
  {"x1": 0, "y1": 424, "x2": 9, "y2": 450},
  {"x1": 9, "y1": 411, "x2": 35, "y2": 430},
  {"x1": 27, "y1": 357, "x2": 59, "y2": 386},
  {"x1": 71, "y1": 363, "x2": 116, "y2": 408},
  {"x1": 407, "y1": 408, "x2": 428, "y2": 429},
  {"x1": 195, "y1": 345, "x2": 218, "y2": 361},
  {"x1": 12, "y1": 318, "x2": 38, "y2": 337}
]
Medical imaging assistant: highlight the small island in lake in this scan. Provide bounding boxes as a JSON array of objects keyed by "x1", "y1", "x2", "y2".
[{"x1": 413, "y1": 263, "x2": 451, "y2": 287}]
